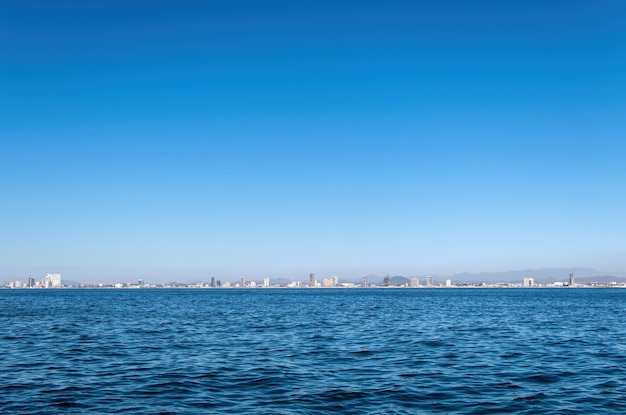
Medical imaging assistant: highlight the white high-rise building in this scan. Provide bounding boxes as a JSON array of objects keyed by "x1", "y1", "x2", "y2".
[
  {"x1": 523, "y1": 277, "x2": 535, "y2": 287},
  {"x1": 42, "y1": 273, "x2": 62, "y2": 288},
  {"x1": 410, "y1": 278, "x2": 419, "y2": 287},
  {"x1": 445, "y1": 279, "x2": 452, "y2": 287},
  {"x1": 426, "y1": 275, "x2": 433, "y2": 286},
  {"x1": 263, "y1": 278, "x2": 270, "y2": 287}
]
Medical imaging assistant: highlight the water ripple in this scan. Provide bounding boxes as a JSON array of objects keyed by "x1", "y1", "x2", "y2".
[{"x1": 1, "y1": 288, "x2": 626, "y2": 414}]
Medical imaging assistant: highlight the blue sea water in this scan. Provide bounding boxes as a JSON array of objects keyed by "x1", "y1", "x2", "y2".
[{"x1": 1, "y1": 288, "x2": 626, "y2": 414}]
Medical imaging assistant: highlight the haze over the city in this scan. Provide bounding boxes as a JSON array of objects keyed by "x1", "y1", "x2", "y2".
[{"x1": 2, "y1": 1, "x2": 625, "y2": 284}]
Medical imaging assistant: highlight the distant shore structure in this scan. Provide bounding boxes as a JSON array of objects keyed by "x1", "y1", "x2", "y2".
[
  {"x1": 2, "y1": 271, "x2": 625, "y2": 289},
  {"x1": 3, "y1": 273, "x2": 63, "y2": 289}
]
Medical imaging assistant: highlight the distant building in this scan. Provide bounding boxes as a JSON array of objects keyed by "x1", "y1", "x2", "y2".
[
  {"x1": 210, "y1": 277, "x2": 216, "y2": 288},
  {"x1": 445, "y1": 279, "x2": 452, "y2": 287},
  {"x1": 426, "y1": 275, "x2": 433, "y2": 286},
  {"x1": 363, "y1": 276, "x2": 368, "y2": 287},
  {"x1": 240, "y1": 276, "x2": 246, "y2": 288},
  {"x1": 42, "y1": 273, "x2": 62, "y2": 288},
  {"x1": 322, "y1": 278, "x2": 334, "y2": 287},
  {"x1": 523, "y1": 277, "x2": 535, "y2": 287},
  {"x1": 569, "y1": 273, "x2": 575, "y2": 287},
  {"x1": 309, "y1": 273, "x2": 315, "y2": 287},
  {"x1": 383, "y1": 276, "x2": 391, "y2": 286},
  {"x1": 263, "y1": 278, "x2": 270, "y2": 287},
  {"x1": 28, "y1": 277, "x2": 35, "y2": 288},
  {"x1": 410, "y1": 278, "x2": 419, "y2": 287}
]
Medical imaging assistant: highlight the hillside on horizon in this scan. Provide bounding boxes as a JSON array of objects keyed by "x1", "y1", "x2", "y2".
[{"x1": 364, "y1": 267, "x2": 626, "y2": 285}]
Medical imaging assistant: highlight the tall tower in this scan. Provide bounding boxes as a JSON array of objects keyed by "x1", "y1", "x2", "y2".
[
  {"x1": 309, "y1": 273, "x2": 315, "y2": 287},
  {"x1": 363, "y1": 275, "x2": 368, "y2": 287},
  {"x1": 240, "y1": 276, "x2": 246, "y2": 288},
  {"x1": 569, "y1": 273, "x2": 575, "y2": 287},
  {"x1": 427, "y1": 275, "x2": 433, "y2": 286}
]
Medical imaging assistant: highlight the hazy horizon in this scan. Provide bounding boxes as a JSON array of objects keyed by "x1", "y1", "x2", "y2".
[{"x1": 4, "y1": 265, "x2": 626, "y2": 286}]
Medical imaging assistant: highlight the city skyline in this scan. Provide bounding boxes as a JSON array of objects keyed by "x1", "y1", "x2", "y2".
[
  {"x1": 2, "y1": 1, "x2": 625, "y2": 282},
  {"x1": 5, "y1": 268, "x2": 626, "y2": 289},
  {"x1": 4, "y1": 266, "x2": 626, "y2": 287}
]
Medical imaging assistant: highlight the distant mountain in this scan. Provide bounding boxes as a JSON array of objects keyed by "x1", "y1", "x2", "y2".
[
  {"x1": 389, "y1": 276, "x2": 410, "y2": 286},
  {"x1": 363, "y1": 268, "x2": 626, "y2": 285},
  {"x1": 270, "y1": 278, "x2": 292, "y2": 285},
  {"x1": 128, "y1": 268, "x2": 625, "y2": 287},
  {"x1": 450, "y1": 268, "x2": 626, "y2": 284}
]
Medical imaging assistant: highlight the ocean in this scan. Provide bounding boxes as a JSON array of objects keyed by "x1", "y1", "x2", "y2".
[{"x1": 2, "y1": 288, "x2": 625, "y2": 414}]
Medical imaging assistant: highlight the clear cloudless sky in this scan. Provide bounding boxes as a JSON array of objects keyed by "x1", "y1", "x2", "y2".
[{"x1": 1, "y1": 0, "x2": 625, "y2": 283}]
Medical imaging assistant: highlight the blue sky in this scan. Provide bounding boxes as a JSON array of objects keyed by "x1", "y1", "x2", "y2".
[{"x1": 1, "y1": 1, "x2": 625, "y2": 283}]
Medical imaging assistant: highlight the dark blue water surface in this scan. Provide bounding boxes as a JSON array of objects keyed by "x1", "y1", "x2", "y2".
[{"x1": 2, "y1": 288, "x2": 626, "y2": 414}]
